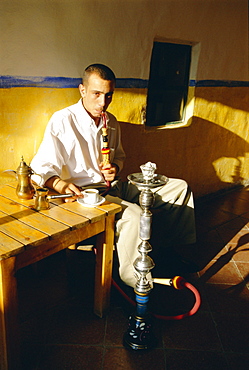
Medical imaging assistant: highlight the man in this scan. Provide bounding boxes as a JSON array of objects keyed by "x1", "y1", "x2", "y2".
[{"x1": 31, "y1": 63, "x2": 197, "y2": 288}]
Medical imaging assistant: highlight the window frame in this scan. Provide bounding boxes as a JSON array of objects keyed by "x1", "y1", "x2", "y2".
[{"x1": 144, "y1": 38, "x2": 200, "y2": 129}]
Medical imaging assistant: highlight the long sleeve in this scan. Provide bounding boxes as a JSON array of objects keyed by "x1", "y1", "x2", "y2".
[{"x1": 31, "y1": 117, "x2": 67, "y2": 186}]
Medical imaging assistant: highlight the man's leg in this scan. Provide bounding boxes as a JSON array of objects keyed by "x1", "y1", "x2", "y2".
[{"x1": 152, "y1": 177, "x2": 196, "y2": 247}]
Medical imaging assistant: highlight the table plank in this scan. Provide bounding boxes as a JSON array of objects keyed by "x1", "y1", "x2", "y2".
[
  {"x1": 0, "y1": 196, "x2": 70, "y2": 238},
  {"x1": 38, "y1": 206, "x2": 90, "y2": 229},
  {"x1": 57, "y1": 200, "x2": 107, "y2": 222},
  {"x1": 0, "y1": 231, "x2": 25, "y2": 259},
  {"x1": 15, "y1": 218, "x2": 106, "y2": 271},
  {"x1": 0, "y1": 210, "x2": 48, "y2": 249},
  {"x1": 96, "y1": 201, "x2": 122, "y2": 215},
  {"x1": 0, "y1": 184, "x2": 35, "y2": 208}
]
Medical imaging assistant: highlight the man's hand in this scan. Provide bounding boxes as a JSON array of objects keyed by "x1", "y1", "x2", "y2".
[
  {"x1": 62, "y1": 182, "x2": 83, "y2": 202},
  {"x1": 45, "y1": 176, "x2": 83, "y2": 202},
  {"x1": 99, "y1": 163, "x2": 118, "y2": 182}
]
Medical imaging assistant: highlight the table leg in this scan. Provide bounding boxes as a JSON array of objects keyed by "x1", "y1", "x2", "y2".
[
  {"x1": 94, "y1": 214, "x2": 115, "y2": 318},
  {"x1": 0, "y1": 257, "x2": 20, "y2": 370}
]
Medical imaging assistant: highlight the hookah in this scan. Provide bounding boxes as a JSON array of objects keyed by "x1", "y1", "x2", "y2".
[
  {"x1": 121, "y1": 162, "x2": 201, "y2": 350},
  {"x1": 95, "y1": 114, "x2": 201, "y2": 345}
]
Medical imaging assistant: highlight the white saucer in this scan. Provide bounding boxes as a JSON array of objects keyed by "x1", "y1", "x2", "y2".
[{"x1": 77, "y1": 195, "x2": 105, "y2": 208}]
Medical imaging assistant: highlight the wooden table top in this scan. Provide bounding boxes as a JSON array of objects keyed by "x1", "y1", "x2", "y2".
[{"x1": 0, "y1": 184, "x2": 121, "y2": 260}]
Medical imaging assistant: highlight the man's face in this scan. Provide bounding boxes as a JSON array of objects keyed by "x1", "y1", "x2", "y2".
[{"x1": 79, "y1": 73, "x2": 115, "y2": 120}]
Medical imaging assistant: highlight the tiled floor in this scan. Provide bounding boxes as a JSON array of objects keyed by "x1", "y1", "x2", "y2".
[{"x1": 18, "y1": 186, "x2": 249, "y2": 369}]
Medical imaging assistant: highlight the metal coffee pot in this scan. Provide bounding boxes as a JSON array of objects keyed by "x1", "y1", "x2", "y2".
[
  {"x1": 4, "y1": 157, "x2": 39, "y2": 200},
  {"x1": 15, "y1": 157, "x2": 36, "y2": 200}
]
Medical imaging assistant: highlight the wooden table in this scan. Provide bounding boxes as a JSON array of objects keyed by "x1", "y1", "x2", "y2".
[{"x1": 0, "y1": 183, "x2": 121, "y2": 370}]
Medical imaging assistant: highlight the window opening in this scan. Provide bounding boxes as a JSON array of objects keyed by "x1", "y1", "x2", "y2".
[{"x1": 146, "y1": 41, "x2": 192, "y2": 127}]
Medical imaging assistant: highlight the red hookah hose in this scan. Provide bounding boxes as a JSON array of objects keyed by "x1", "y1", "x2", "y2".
[
  {"x1": 101, "y1": 180, "x2": 111, "y2": 196},
  {"x1": 112, "y1": 276, "x2": 201, "y2": 321}
]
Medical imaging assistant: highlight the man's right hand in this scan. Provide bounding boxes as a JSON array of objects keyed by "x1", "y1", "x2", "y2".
[{"x1": 45, "y1": 176, "x2": 83, "y2": 202}]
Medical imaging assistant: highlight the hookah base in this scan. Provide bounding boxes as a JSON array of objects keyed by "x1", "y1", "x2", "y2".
[{"x1": 123, "y1": 313, "x2": 157, "y2": 350}]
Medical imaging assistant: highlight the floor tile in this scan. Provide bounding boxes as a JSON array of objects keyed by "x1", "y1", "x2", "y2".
[
  {"x1": 225, "y1": 352, "x2": 249, "y2": 370},
  {"x1": 213, "y1": 313, "x2": 249, "y2": 353},
  {"x1": 234, "y1": 262, "x2": 249, "y2": 283},
  {"x1": 21, "y1": 330, "x2": 45, "y2": 370},
  {"x1": 216, "y1": 216, "x2": 249, "y2": 246},
  {"x1": 232, "y1": 243, "x2": 249, "y2": 263},
  {"x1": 203, "y1": 283, "x2": 249, "y2": 315},
  {"x1": 198, "y1": 261, "x2": 243, "y2": 284},
  {"x1": 212, "y1": 192, "x2": 249, "y2": 216},
  {"x1": 165, "y1": 349, "x2": 229, "y2": 370},
  {"x1": 105, "y1": 307, "x2": 131, "y2": 347},
  {"x1": 37, "y1": 345, "x2": 103, "y2": 370},
  {"x1": 103, "y1": 347, "x2": 166, "y2": 370},
  {"x1": 195, "y1": 202, "x2": 237, "y2": 231},
  {"x1": 46, "y1": 303, "x2": 106, "y2": 346},
  {"x1": 162, "y1": 311, "x2": 222, "y2": 352},
  {"x1": 195, "y1": 229, "x2": 226, "y2": 268}
]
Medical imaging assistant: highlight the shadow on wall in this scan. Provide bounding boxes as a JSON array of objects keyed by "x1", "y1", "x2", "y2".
[
  {"x1": 119, "y1": 117, "x2": 249, "y2": 198},
  {"x1": 196, "y1": 86, "x2": 249, "y2": 113}
]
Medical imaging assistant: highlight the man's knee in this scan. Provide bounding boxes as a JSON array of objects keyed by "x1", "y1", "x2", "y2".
[
  {"x1": 116, "y1": 202, "x2": 141, "y2": 235},
  {"x1": 122, "y1": 203, "x2": 141, "y2": 218}
]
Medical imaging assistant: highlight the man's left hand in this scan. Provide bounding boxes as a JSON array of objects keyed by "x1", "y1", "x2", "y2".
[{"x1": 99, "y1": 163, "x2": 117, "y2": 182}]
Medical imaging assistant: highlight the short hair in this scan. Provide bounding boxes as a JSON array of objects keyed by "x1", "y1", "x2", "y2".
[{"x1": 83, "y1": 64, "x2": 116, "y2": 85}]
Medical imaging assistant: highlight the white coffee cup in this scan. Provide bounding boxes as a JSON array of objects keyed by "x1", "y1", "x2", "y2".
[{"x1": 82, "y1": 189, "x2": 99, "y2": 204}]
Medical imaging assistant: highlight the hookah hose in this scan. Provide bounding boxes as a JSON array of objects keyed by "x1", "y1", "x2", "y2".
[
  {"x1": 112, "y1": 276, "x2": 201, "y2": 321},
  {"x1": 101, "y1": 112, "x2": 111, "y2": 196}
]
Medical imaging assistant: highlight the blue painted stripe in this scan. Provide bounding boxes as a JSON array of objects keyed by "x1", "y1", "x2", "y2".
[
  {"x1": 0, "y1": 76, "x2": 148, "y2": 89},
  {"x1": 116, "y1": 78, "x2": 148, "y2": 88},
  {"x1": 0, "y1": 75, "x2": 248, "y2": 89},
  {"x1": 195, "y1": 80, "x2": 249, "y2": 87},
  {"x1": 0, "y1": 76, "x2": 82, "y2": 88}
]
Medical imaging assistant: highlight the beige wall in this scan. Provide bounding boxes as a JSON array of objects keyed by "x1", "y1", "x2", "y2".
[{"x1": 1, "y1": 0, "x2": 248, "y2": 80}]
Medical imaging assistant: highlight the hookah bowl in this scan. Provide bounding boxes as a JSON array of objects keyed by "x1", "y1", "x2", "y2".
[{"x1": 123, "y1": 164, "x2": 168, "y2": 350}]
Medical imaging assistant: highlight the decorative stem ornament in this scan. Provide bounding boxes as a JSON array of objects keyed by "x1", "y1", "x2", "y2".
[{"x1": 101, "y1": 112, "x2": 111, "y2": 166}]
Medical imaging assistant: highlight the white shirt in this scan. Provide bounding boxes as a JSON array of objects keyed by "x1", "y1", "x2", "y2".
[{"x1": 31, "y1": 99, "x2": 126, "y2": 187}]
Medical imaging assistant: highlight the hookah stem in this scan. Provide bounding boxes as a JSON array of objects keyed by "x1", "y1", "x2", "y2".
[
  {"x1": 47, "y1": 193, "x2": 75, "y2": 199},
  {"x1": 101, "y1": 112, "x2": 111, "y2": 193}
]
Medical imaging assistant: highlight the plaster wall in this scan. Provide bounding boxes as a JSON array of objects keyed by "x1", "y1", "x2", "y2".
[
  {"x1": 0, "y1": 0, "x2": 248, "y2": 198},
  {"x1": 1, "y1": 0, "x2": 248, "y2": 80}
]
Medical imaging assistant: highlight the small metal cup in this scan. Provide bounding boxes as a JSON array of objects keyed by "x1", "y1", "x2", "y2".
[{"x1": 34, "y1": 188, "x2": 50, "y2": 210}]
